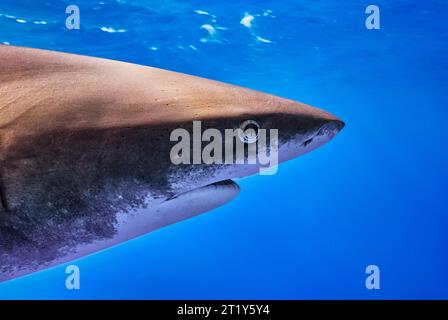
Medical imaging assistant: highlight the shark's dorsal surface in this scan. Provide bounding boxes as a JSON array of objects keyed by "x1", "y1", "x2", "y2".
[{"x1": 0, "y1": 45, "x2": 344, "y2": 281}]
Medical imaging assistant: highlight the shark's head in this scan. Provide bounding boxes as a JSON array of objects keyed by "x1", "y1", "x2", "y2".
[
  {"x1": 164, "y1": 78, "x2": 344, "y2": 190},
  {"x1": 210, "y1": 88, "x2": 345, "y2": 163},
  {"x1": 0, "y1": 46, "x2": 343, "y2": 197}
]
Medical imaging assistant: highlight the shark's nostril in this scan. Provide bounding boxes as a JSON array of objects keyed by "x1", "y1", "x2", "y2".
[{"x1": 303, "y1": 138, "x2": 313, "y2": 147}]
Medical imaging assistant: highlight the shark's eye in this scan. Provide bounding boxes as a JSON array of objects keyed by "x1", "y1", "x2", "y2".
[{"x1": 238, "y1": 120, "x2": 260, "y2": 144}]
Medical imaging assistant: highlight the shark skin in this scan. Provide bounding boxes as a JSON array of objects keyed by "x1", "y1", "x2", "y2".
[{"x1": 0, "y1": 45, "x2": 344, "y2": 282}]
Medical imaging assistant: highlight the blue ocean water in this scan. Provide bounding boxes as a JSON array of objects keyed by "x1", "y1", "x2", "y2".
[{"x1": 0, "y1": 0, "x2": 447, "y2": 299}]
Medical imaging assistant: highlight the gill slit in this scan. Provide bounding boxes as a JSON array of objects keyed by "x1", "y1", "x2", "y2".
[{"x1": 0, "y1": 160, "x2": 9, "y2": 212}]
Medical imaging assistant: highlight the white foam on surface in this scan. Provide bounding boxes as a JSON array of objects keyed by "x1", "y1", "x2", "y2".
[
  {"x1": 201, "y1": 24, "x2": 216, "y2": 36},
  {"x1": 262, "y1": 9, "x2": 275, "y2": 18},
  {"x1": 256, "y1": 36, "x2": 272, "y2": 43},
  {"x1": 200, "y1": 24, "x2": 221, "y2": 43},
  {"x1": 100, "y1": 27, "x2": 127, "y2": 33},
  {"x1": 194, "y1": 10, "x2": 210, "y2": 16},
  {"x1": 240, "y1": 13, "x2": 254, "y2": 28}
]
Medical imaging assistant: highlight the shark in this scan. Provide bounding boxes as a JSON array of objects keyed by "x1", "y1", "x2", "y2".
[{"x1": 0, "y1": 45, "x2": 344, "y2": 282}]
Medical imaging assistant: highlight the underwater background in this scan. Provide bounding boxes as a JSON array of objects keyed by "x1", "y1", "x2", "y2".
[{"x1": 0, "y1": 0, "x2": 447, "y2": 299}]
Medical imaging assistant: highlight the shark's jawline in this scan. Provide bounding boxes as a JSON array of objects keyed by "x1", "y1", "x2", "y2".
[{"x1": 0, "y1": 179, "x2": 240, "y2": 282}]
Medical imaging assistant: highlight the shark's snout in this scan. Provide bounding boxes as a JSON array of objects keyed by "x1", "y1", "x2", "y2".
[
  {"x1": 301, "y1": 119, "x2": 344, "y2": 149},
  {"x1": 317, "y1": 119, "x2": 345, "y2": 138},
  {"x1": 290, "y1": 104, "x2": 344, "y2": 152}
]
